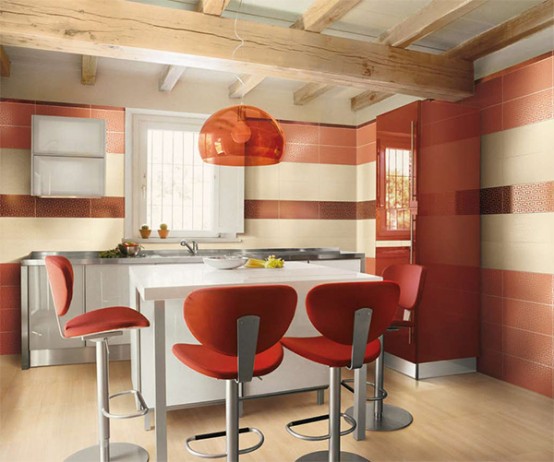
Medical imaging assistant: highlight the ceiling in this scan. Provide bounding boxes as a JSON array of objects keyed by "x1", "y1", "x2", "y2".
[{"x1": 1, "y1": 0, "x2": 553, "y2": 111}]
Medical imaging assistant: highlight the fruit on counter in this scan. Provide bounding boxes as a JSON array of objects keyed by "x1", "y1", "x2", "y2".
[
  {"x1": 244, "y1": 255, "x2": 285, "y2": 268},
  {"x1": 245, "y1": 258, "x2": 266, "y2": 268},
  {"x1": 264, "y1": 255, "x2": 284, "y2": 268},
  {"x1": 99, "y1": 247, "x2": 122, "y2": 258}
]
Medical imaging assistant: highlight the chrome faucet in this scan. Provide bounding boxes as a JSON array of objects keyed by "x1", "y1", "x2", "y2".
[{"x1": 180, "y1": 239, "x2": 198, "y2": 255}]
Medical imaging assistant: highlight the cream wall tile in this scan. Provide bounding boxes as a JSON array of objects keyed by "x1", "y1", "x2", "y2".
[
  {"x1": 0, "y1": 149, "x2": 31, "y2": 195},
  {"x1": 0, "y1": 218, "x2": 124, "y2": 262},
  {"x1": 245, "y1": 164, "x2": 280, "y2": 200},
  {"x1": 279, "y1": 180, "x2": 321, "y2": 201},
  {"x1": 481, "y1": 119, "x2": 554, "y2": 188},
  {"x1": 277, "y1": 162, "x2": 319, "y2": 183},
  {"x1": 356, "y1": 162, "x2": 376, "y2": 201},
  {"x1": 277, "y1": 219, "x2": 356, "y2": 250},
  {"x1": 356, "y1": 219, "x2": 376, "y2": 257},
  {"x1": 318, "y1": 164, "x2": 357, "y2": 201},
  {"x1": 481, "y1": 213, "x2": 554, "y2": 274},
  {"x1": 105, "y1": 153, "x2": 125, "y2": 197},
  {"x1": 244, "y1": 219, "x2": 282, "y2": 240}
]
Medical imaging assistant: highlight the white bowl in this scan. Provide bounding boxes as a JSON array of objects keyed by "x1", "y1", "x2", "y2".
[{"x1": 202, "y1": 256, "x2": 247, "y2": 270}]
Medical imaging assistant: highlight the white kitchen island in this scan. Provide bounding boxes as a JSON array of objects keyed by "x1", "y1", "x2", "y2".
[{"x1": 129, "y1": 261, "x2": 379, "y2": 461}]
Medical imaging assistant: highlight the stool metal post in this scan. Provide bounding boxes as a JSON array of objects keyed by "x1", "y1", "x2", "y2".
[{"x1": 226, "y1": 380, "x2": 239, "y2": 462}]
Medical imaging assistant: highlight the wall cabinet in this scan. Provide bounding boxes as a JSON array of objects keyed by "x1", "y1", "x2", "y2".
[
  {"x1": 376, "y1": 101, "x2": 480, "y2": 378},
  {"x1": 31, "y1": 115, "x2": 106, "y2": 197}
]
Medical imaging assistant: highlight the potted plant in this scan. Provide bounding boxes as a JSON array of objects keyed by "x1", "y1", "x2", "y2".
[
  {"x1": 139, "y1": 224, "x2": 151, "y2": 239},
  {"x1": 158, "y1": 223, "x2": 169, "y2": 239}
]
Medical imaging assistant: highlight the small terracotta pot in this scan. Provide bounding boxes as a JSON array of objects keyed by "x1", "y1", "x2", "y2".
[
  {"x1": 158, "y1": 229, "x2": 169, "y2": 239},
  {"x1": 139, "y1": 229, "x2": 151, "y2": 239}
]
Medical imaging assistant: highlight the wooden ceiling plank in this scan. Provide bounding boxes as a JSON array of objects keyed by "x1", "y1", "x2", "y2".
[
  {"x1": 0, "y1": 0, "x2": 473, "y2": 101},
  {"x1": 351, "y1": 91, "x2": 392, "y2": 112},
  {"x1": 81, "y1": 55, "x2": 97, "y2": 85},
  {"x1": 294, "y1": 82, "x2": 333, "y2": 105},
  {"x1": 159, "y1": 65, "x2": 186, "y2": 92},
  {"x1": 228, "y1": 74, "x2": 266, "y2": 98},
  {"x1": 0, "y1": 45, "x2": 11, "y2": 77},
  {"x1": 291, "y1": 0, "x2": 362, "y2": 33},
  {"x1": 197, "y1": 0, "x2": 230, "y2": 16},
  {"x1": 379, "y1": 0, "x2": 488, "y2": 48},
  {"x1": 446, "y1": 0, "x2": 554, "y2": 61}
]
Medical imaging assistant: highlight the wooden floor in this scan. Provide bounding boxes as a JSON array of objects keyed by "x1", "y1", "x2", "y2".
[{"x1": 1, "y1": 355, "x2": 553, "y2": 462}]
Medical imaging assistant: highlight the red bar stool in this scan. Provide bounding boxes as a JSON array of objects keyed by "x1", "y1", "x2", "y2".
[
  {"x1": 346, "y1": 264, "x2": 426, "y2": 432},
  {"x1": 172, "y1": 284, "x2": 297, "y2": 462},
  {"x1": 45, "y1": 256, "x2": 150, "y2": 462},
  {"x1": 281, "y1": 281, "x2": 399, "y2": 462}
]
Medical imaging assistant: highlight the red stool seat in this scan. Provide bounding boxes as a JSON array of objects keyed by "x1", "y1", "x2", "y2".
[
  {"x1": 64, "y1": 306, "x2": 150, "y2": 338},
  {"x1": 172, "y1": 342, "x2": 284, "y2": 380},
  {"x1": 281, "y1": 336, "x2": 381, "y2": 368}
]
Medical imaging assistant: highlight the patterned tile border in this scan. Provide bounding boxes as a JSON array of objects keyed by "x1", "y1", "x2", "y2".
[
  {"x1": 0, "y1": 195, "x2": 125, "y2": 218},
  {"x1": 245, "y1": 199, "x2": 376, "y2": 220},
  {"x1": 480, "y1": 181, "x2": 554, "y2": 215}
]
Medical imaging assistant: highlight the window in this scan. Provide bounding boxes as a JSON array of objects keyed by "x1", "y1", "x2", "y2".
[
  {"x1": 376, "y1": 139, "x2": 414, "y2": 240},
  {"x1": 125, "y1": 111, "x2": 244, "y2": 240}
]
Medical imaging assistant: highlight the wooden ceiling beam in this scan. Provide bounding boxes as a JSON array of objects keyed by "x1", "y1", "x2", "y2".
[
  {"x1": 0, "y1": 0, "x2": 473, "y2": 101},
  {"x1": 234, "y1": 0, "x2": 362, "y2": 101},
  {"x1": 0, "y1": 46, "x2": 10, "y2": 77},
  {"x1": 228, "y1": 74, "x2": 266, "y2": 99},
  {"x1": 446, "y1": 0, "x2": 554, "y2": 61},
  {"x1": 81, "y1": 55, "x2": 97, "y2": 85},
  {"x1": 294, "y1": 83, "x2": 333, "y2": 105},
  {"x1": 159, "y1": 65, "x2": 186, "y2": 92},
  {"x1": 350, "y1": 0, "x2": 486, "y2": 111},
  {"x1": 291, "y1": 0, "x2": 361, "y2": 33},
  {"x1": 351, "y1": 91, "x2": 393, "y2": 112},
  {"x1": 379, "y1": 0, "x2": 488, "y2": 47},
  {"x1": 197, "y1": 0, "x2": 230, "y2": 16}
]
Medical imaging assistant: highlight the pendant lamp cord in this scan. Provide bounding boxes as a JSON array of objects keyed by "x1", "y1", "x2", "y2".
[{"x1": 232, "y1": 0, "x2": 246, "y2": 107}]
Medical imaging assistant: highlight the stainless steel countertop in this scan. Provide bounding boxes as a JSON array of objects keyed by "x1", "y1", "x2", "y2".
[{"x1": 21, "y1": 248, "x2": 365, "y2": 266}]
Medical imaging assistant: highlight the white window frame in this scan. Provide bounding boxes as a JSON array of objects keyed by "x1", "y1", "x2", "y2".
[{"x1": 124, "y1": 109, "x2": 244, "y2": 241}]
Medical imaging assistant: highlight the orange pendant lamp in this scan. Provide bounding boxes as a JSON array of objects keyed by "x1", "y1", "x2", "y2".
[{"x1": 198, "y1": 104, "x2": 285, "y2": 166}]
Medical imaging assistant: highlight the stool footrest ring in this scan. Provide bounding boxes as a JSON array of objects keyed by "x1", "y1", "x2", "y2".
[
  {"x1": 102, "y1": 389, "x2": 149, "y2": 420},
  {"x1": 185, "y1": 426, "x2": 264, "y2": 459},
  {"x1": 285, "y1": 413, "x2": 356, "y2": 441},
  {"x1": 341, "y1": 378, "x2": 388, "y2": 402}
]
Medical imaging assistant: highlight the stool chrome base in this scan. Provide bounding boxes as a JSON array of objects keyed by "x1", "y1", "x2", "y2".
[
  {"x1": 296, "y1": 450, "x2": 369, "y2": 462},
  {"x1": 65, "y1": 442, "x2": 149, "y2": 461},
  {"x1": 346, "y1": 403, "x2": 413, "y2": 432}
]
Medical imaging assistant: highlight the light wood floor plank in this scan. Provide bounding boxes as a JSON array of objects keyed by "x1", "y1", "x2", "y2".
[{"x1": 1, "y1": 355, "x2": 552, "y2": 461}]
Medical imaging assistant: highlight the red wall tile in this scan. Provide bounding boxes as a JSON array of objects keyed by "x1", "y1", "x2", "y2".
[
  {"x1": 281, "y1": 122, "x2": 319, "y2": 145},
  {"x1": 503, "y1": 299, "x2": 553, "y2": 336},
  {"x1": 36, "y1": 198, "x2": 91, "y2": 218},
  {"x1": 502, "y1": 57, "x2": 553, "y2": 102},
  {"x1": 0, "y1": 126, "x2": 32, "y2": 149},
  {"x1": 91, "y1": 108, "x2": 125, "y2": 132},
  {"x1": 106, "y1": 131, "x2": 125, "y2": 154},
  {"x1": 279, "y1": 200, "x2": 319, "y2": 219},
  {"x1": 0, "y1": 263, "x2": 21, "y2": 286},
  {"x1": 0, "y1": 195, "x2": 36, "y2": 217},
  {"x1": 481, "y1": 268, "x2": 503, "y2": 296},
  {"x1": 319, "y1": 145, "x2": 357, "y2": 165},
  {"x1": 91, "y1": 197, "x2": 125, "y2": 218},
  {"x1": 503, "y1": 271, "x2": 553, "y2": 305},
  {"x1": 503, "y1": 355, "x2": 553, "y2": 397},
  {"x1": 481, "y1": 294, "x2": 502, "y2": 325},
  {"x1": 0, "y1": 332, "x2": 21, "y2": 355},
  {"x1": 319, "y1": 125, "x2": 356, "y2": 147},
  {"x1": 503, "y1": 327, "x2": 553, "y2": 366},
  {"x1": 282, "y1": 143, "x2": 319, "y2": 163},
  {"x1": 502, "y1": 88, "x2": 553, "y2": 131},
  {"x1": 0, "y1": 286, "x2": 21, "y2": 310},
  {"x1": 36, "y1": 104, "x2": 91, "y2": 118},
  {"x1": 0, "y1": 101, "x2": 35, "y2": 126},
  {"x1": 480, "y1": 104, "x2": 503, "y2": 135}
]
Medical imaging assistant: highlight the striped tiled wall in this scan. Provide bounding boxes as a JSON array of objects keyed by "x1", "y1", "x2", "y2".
[
  {"x1": 0, "y1": 100, "x2": 127, "y2": 353},
  {"x1": 469, "y1": 52, "x2": 554, "y2": 397},
  {"x1": 0, "y1": 101, "x2": 377, "y2": 354}
]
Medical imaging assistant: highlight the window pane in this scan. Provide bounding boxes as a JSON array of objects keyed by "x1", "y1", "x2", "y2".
[
  {"x1": 384, "y1": 147, "x2": 411, "y2": 232},
  {"x1": 145, "y1": 127, "x2": 215, "y2": 232}
]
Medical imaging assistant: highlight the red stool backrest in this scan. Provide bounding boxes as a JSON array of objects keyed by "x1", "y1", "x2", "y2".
[
  {"x1": 184, "y1": 284, "x2": 297, "y2": 356},
  {"x1": 382, "y1": 264, "x2": 426, "y2": 311},
  {"x1": 45, "y1": 256, "x2": 74, "y2": 317},
  {"x1": 305, "y1": 281, "x2": 399, "y2": 346}
]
